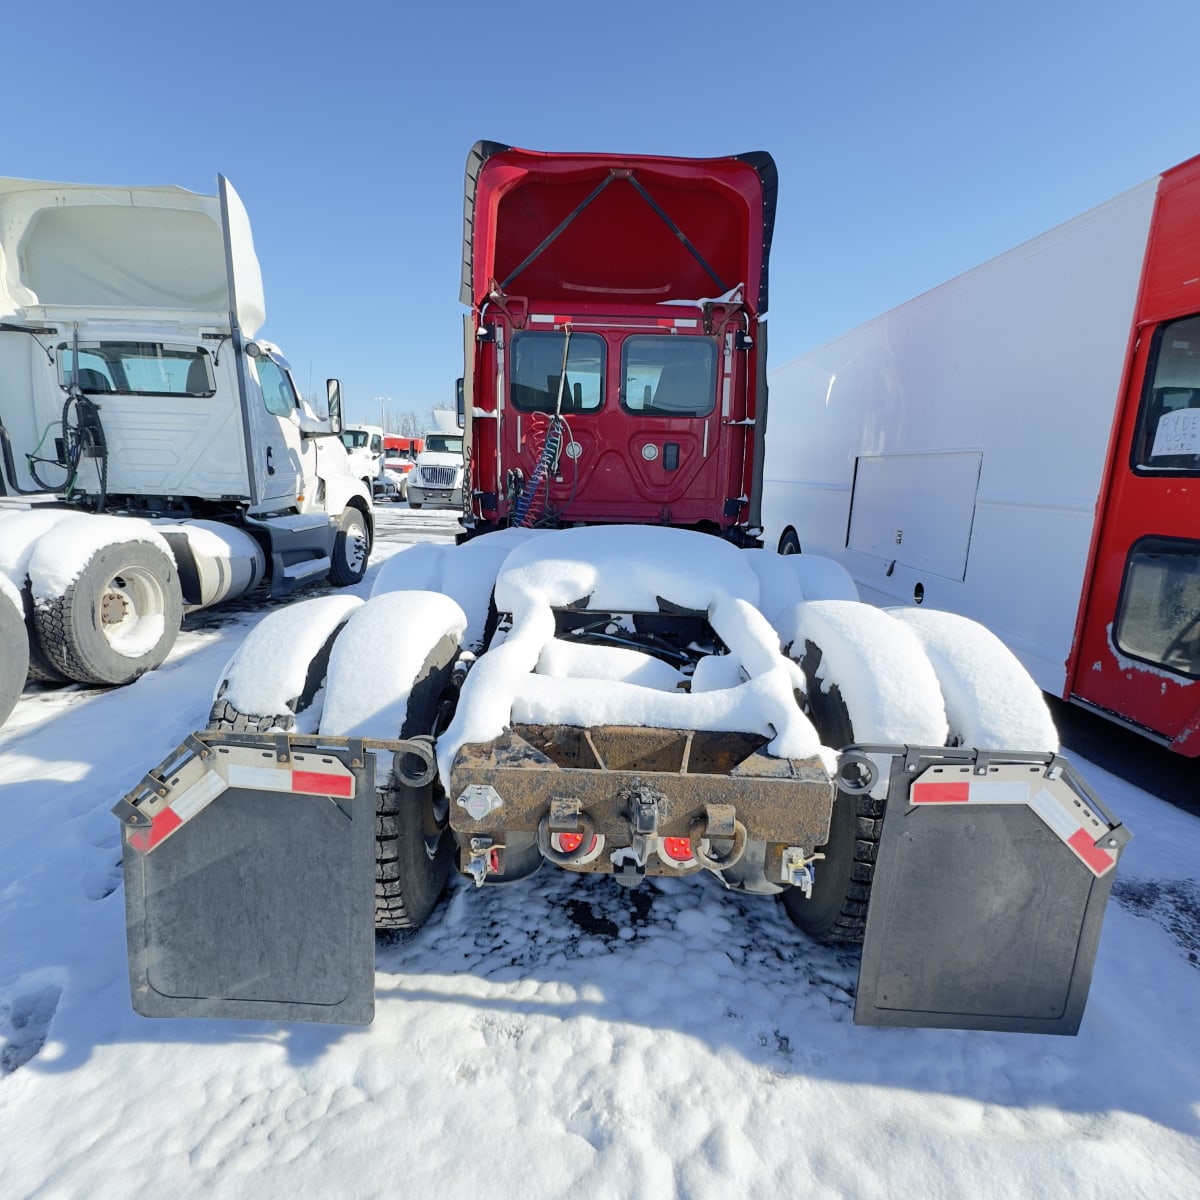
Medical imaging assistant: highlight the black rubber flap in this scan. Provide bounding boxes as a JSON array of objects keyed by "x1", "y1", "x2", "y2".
[
  {"x1": 123, "y1": 775, "x2": 376, "y2": 1025},
  {"x1": 855, "y1": 756, "x2": 1120, "y2": 1035}
]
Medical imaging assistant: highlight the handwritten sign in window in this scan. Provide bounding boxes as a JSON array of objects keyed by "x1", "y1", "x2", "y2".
[{"x1": 1151, "y1": 408, "x2": 1200, "y2": 457}]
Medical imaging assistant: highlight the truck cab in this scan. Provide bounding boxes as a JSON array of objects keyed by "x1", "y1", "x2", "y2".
[
  {"x1": 458, "y1": 143, "x2": 776, "y2": 544},
  {"x1": 407, "y1": 429, "x2": 465, "y2": 509}
]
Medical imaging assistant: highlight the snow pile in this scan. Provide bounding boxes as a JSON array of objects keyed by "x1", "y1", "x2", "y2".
[
  {"x1": 320, "y1": 590, "x2": 467, "y2": 739},
  {"x1": 743, "y1": 548, "x2": 858, "y2": 628},
  {"x1": 371, "y1": 526, "x2": 545, "y2": 648},
  {"x1": 437, "y1": 527, "x2": 826, "y2": 788},
  {"x1": 777, "y1": 600, "x2": 1061, "y2": 751},
  {"x1": 778, "y1": 599, "x2": 950, "y2": 744},
  {"x1": 888, "y1": 607, "x2": 1059, "y2": 751},
  {"x1": 25, "y1": 513, "x2": 174, "y2": 598},
  {"x1": 535, "y1": 638, "x2": 684, "y2": 690},
  {"x1": 216, "y1": 594, "x2": 364, "y2": 720},
  {"x1": 0, "y1": 508, "x2": 76, "y2": 586}
]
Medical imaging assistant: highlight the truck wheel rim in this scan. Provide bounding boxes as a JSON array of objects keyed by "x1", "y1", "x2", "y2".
[
  {"x1": 100, "y1": 566, "x2": 168, "y2": 657},
  {"x1": 343, "y1": 517, "x2": 367, "y2": 573}
]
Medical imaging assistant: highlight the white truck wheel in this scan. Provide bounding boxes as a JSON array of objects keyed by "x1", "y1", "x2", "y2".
[
  {"x1": 0, "y1": 577, "x2": 29, "y2": 726},
  {"x1": 328, "y1": 505, "x2": 371, "y2": 587},
  {"x1": 33, "y1": 540, "x2": 183, "y2": 686}
]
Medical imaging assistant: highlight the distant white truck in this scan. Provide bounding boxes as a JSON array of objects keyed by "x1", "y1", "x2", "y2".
[
  {"x1": 0, "y1": 173, "x2": 373, "y2": 726},
  {"x1": 406, "y1": 430, "x2": 465, "y2": 510},
  {"x1": 341, "y1": 424, "x2": 402, "y2": 501}
]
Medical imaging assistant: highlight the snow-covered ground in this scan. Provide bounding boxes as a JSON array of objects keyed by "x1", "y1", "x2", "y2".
[{"x1": 1, "y1": 512, "x2": 1198, "y2": 1199}]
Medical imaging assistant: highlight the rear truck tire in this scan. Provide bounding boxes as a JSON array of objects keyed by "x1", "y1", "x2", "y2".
[
  {"x1": 19, "y1": 583, "x2": 69, "y2": 684},
  {"x1": 778, "y1": 528, "x2": 801, "y2": 555},
  {"x1": 207, "y1": 594, "x2": 364, "y2": 733},
  {"x1": 778, "y1": 600, "x2": 949, "y2": 944},
  {"x1": 374, "y1": 780, "x2": 455, "y2": 929},
  {"x1": 318, "y1": 591, "x2": 468, "y2": 930},
  {"x1": 32, "y1": 539, "x2": 183, "y2": 687},
  {"x1": 328, "y1": 504, "x2": 371, "y2": 587},
  {"x1": 0, "y1": 509, "x2": 74, "y2": 683},
  {"x1": 0, "y1": 578, "x2": 29, "y2": 726}
]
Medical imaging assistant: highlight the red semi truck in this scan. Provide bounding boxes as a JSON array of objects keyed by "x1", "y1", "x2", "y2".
[
  {"x1": 113, "y1": 144, "x2": 1128, "y2": 1036},
  {"x1": 763, "y1": 154, "x2": 1200, "y2": 756},
  {"x1": 458, "y1": 141, "x2": 773, "y2": 541}
]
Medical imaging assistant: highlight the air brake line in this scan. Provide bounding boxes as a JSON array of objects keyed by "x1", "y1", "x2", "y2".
[{"x1": 513, "y1": 327, "x2": 575, "y2": 528}]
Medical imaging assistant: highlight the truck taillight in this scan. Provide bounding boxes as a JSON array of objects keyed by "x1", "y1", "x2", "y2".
[
  {"x1": 554, "y1": 831, "x2": 597, "y2": 855},
  {"x1": 661, "y1": 837, "x2": 693, "y2": 862}
]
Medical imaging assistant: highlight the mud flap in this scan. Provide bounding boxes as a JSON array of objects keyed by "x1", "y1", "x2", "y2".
[
  {"x1": 114, "y1": 732, "x2": 378, "y2": 1025},
  {"x1": 850, "y1": 746, "x2": 1131, "y2": 1035}
]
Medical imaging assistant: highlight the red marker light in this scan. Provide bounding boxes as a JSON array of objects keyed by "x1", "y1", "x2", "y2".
[{"x1": 661, "y1": 837, "x2": 693, "y2": 862}]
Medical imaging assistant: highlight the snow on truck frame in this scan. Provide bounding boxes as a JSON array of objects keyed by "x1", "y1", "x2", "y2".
[
  {"x1": 762, "y1": 153, "x2": 1200, "y2": 757},
  {"x1": 113, "y1": 144, "x2": 1129, "y2": 1036},
  {"x1": 0, "y1": 173, "x2": 374, "y2": 726}
]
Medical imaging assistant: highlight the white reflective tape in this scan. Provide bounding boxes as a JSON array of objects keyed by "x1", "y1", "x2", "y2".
[
  {"x1": 966, "y1": 780, "x2": 1030, "y2": 804},
  {"x1": 1029, "y1": 786, "x2": 1079, "y2": 841},
  {"x1": 170, "y1": 770, "x2": 225, "y2": 822},
  {"x1": 227, "y1": 762, "x2": 292, "y2": 792}
]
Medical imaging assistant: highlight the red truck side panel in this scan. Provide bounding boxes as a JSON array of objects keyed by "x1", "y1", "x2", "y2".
[{"x1": 1069, "y1": 155, "x2": 1200, "y2": 751}]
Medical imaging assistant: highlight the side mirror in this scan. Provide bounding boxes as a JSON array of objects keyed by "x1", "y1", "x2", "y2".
[
  {"x1": 326, "y1": 379, "x2": 344, "y2": 436},
  {"x1": 455, "y1": 376, "x2": 465, "y2": 429}
]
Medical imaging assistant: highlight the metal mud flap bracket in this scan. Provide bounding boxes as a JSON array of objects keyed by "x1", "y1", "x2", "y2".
[
  {"x1": 846, "y1": 745, "x2": 1131, "y2": 1035},
  {"x1": 113, "y1": 731, "x2": 383, "y2": 1025}
]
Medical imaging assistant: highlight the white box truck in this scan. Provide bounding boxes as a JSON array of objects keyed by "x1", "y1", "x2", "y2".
[{"x1": 762, "y1": 153, "x2": 1200, "y2": 755}]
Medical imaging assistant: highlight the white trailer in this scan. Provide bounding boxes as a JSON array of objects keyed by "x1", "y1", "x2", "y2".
[
  {"x1": 762, "y1": 153, "x2": 1200, "y2": 755},
  {"x1": 0, "y1": 174, "x2": 373, "y2": 722}
]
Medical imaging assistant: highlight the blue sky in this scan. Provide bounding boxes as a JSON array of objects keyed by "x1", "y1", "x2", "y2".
[{"x1": 6, "y1": 0, "x2": 1197, "y2": 426}]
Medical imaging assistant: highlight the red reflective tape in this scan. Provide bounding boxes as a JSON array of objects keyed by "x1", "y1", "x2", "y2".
[
  {"x1": 1067, "y1": 828, "x2": 1115, "y2": 876},
  {"x1": 129, "y1": 806, "x2": 182, "y2": 853},
  {"x1": 292, "y1": 770, "x2": 353, "y2": 797},
  {"x1": 911, "y1": 781, "x2": 970, "y2": 803}
]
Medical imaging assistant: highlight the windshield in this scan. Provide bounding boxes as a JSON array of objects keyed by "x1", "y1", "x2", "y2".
[
  {"x1": 426, "y1": 434, "x2": 463, "y2": 454},
  {"x1": 59, "y1": 341, "x2": 214, "y2": 397}
]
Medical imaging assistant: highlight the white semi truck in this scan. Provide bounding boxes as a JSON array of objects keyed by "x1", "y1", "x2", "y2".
[
  {"x1": 0, "y1": 173, "x2": 373, "y2": 726},
  {"x1": 762, "y1": 153, "x2": 1200, "y2": 757}
]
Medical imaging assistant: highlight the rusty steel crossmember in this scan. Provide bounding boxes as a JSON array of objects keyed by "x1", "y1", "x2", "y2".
[{"x1": 448, "y1": 725, "x2": 835, "y2": 850}]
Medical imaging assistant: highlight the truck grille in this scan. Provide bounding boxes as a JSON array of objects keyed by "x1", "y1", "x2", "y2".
[{"x1": 420, "y1": 466, "x2": 458, "y2": 488}]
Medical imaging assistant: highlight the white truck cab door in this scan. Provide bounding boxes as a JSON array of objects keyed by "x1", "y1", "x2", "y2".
[{"x1": 246, "y1": 352, "x2": 310, "y2": 504}]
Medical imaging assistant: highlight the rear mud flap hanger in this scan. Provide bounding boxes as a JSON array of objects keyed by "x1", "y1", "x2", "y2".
[{"x1": 842, "y1": 743, "x2": 1131, "y2": 1035}]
